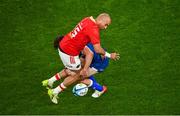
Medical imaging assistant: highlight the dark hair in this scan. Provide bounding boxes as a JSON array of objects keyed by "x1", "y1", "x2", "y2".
[{"x1": 54, "y1": 35, "x2": 64, "y2": 49}]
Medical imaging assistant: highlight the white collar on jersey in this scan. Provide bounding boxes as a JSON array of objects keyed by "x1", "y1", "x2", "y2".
[{"x1": 90, "y1": 16, "x2": 96, "y2": 24}]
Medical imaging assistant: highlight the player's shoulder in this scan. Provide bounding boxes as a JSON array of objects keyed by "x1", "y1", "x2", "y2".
[
  {"x1": 81, "y1": 16, "x2": 97, "y2": 27},
  {"x1": 86, "y1": 43, "x2": 95, "y2": 52},
  {"x1": 87, "y1": 43, "x2": 93, "y2": 48}
]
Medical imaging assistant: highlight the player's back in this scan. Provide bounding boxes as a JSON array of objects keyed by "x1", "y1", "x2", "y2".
[{"x1": 60, "y1": 17, "x2": 100, "y2": 56}]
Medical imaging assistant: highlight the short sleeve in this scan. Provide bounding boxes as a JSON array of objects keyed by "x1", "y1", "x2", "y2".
[{"x1": 87, "y1": 28, "x2": 100, "y2": 45}]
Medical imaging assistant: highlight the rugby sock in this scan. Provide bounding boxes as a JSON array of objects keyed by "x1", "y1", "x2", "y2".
[
  {"x1": 53, "y1": 83, "x2": 66, "y2": 94},
  {"x1": 89, "y1": 76, "x2": 103, "y2": 91},
  {"x1": 49, "y1": 73, "x2": 61, "y2": 84}
]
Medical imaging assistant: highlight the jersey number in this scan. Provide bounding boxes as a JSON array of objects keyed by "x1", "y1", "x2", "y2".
[{"x1": 71, "y1": 23, "x2": 82, "y2": 38}]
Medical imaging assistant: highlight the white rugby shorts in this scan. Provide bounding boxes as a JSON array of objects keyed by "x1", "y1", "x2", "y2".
[{"x1": 58, "y1": 48, "x2": 81, "y2": 70}]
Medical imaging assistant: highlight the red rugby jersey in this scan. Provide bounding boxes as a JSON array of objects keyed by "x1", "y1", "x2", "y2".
[{"x1": 59, "y1": 17, "x2": 100, "y2": 56}]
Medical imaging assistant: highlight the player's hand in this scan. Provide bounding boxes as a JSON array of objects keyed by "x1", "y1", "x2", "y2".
[
  {"x1": 110, "y1": 53, "x2": 120, "y2": 60},
  {"x1": 80, "y1": 68, "x2": 88, "y2": 78}
]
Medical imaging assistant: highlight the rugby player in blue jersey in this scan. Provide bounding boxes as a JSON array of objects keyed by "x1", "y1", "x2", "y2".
[{"x1": 80, "y1": 43, "x2": 110, "y2": 98}]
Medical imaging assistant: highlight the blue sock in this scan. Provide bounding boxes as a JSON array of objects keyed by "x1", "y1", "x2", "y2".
[{"x1": 89, "y1": 76, "x2": 103, "y2": 91}]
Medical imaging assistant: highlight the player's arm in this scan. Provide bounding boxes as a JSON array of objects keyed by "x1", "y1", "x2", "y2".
[
  {"x1": 89, "y1": 29, "x2": 120, "y2": 60},
  {"x1": 83, "y1": 46, "x2": 94, "y2": 70},
  {"x1": 80, "y1": 46, "x2": 94, "y2": 77},
  {"x1": 93, "y1": 44, "x2": 120, "y2": 60},
  {"x1": 93, "y1": 43, "x2": 105, "y2": 55}
]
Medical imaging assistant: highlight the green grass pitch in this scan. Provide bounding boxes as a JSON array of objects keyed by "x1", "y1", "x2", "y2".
[{"x1": 0, "y1": 0, "x2": 179, "y2": 114}]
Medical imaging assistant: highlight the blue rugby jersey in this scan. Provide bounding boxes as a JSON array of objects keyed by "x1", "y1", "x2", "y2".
[{"x1": 86, "y1": 43, "x2": 109, "y2": 72}]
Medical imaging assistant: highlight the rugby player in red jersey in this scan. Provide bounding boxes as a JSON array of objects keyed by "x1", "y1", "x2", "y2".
[{"x1": 42, "y1": 13, "x2": 120, "y2": 104}]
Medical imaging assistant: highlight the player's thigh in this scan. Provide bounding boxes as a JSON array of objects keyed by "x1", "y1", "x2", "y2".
[
  {"x1": 81, "y1": 68, "x2": 98, "y2": 83},
  {"x1": 86, "y1": 67, "x2": 98, "y2": 77}
]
